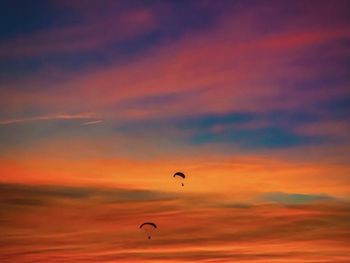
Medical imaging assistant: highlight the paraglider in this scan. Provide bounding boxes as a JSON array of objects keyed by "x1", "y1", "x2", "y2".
[
  {"x1": 139, "y1": 222, "x2": 157, "y2": 240},
  {"x1": 173, "y1": 172, "x2": 185, "y2": 186}
]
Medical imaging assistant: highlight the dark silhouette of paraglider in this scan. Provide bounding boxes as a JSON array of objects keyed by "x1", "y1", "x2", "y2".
[
  {"x1": 139, "y1": 222, "x2": 157, "y2": 240},
  {"x1": 173, "y1": 172, "x2": 185, "y2": 186}
]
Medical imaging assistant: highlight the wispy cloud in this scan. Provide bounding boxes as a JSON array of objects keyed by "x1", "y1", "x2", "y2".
[
  {"x1": 81, "y1": 119, "x2": 104, "y2": 126},
  {"x1": 0, "y1": 0, "x2": 348, "y2": 159},
  {"x1": 0, "y1": 183, "x2": 177, "y2": 207},
  {"x1": 1, "y1": 183, "x2": 349, "y2": 262},
  {"x1": 0, "y1": 113, "x2": 97, "y2": 125},
  {"x1": 259, "y1": 192, "x2": 337, "y2": 205},
  {"x1": 0, "y1": 5, "x2": 157, "y2": 58}
]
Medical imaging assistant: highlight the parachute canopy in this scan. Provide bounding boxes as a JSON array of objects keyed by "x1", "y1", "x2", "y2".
[
  {"x1": 139, "y1": 222, "x2": 157, "y2": 229},
  {"x1": 173, "y1": 172, "x2": 185, "y2": 179}
]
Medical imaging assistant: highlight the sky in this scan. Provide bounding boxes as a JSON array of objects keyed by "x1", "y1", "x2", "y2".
[{"x1": 0, "y1": 0, "x2": 350, "y2": 262}]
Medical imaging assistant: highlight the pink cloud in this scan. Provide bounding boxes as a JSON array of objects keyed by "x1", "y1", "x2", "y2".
[
  {"x1": 81, "y1": 119, "x2": 104, "y2": 126},
  {"x1": 1, "y1": 1, "x2": 349, "y2": 165},
  {"x1": 0, "y1": 112, "x2": 98, "y2": 125},
  {"x1": 2, "y1": 9, "x2": 349, "y2": 123}
]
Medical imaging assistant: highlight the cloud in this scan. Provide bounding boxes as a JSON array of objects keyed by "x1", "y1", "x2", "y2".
[
  {"x1": 0, "y1": 183, "x2": 176, "y2": 208},
  {"x1": 0, "y1": 0, "x2": 349, "y2": 158},
  {"x1": 259, "y1": 192, "x2": 337, "y2": 205},
  {"x1": 0, "y1": 4, "x2": 158, "y2": 58},
  {"x1": 1, "y1": 183, "x2": 349, "y2": 262},
  {"x1": 3, "y1": 0, "x2": 349, "y2": 113},
  {"x1": 81, "y1": 120, "x2": 104, "y2": 125},
  {"x1": 0, "y1": 113, "x2": 98, "y2": 126}
]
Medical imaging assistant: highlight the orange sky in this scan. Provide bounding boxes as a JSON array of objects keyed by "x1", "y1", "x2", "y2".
[{"x1": 1, "y1": 0, "x2": 350, "y2": 262}]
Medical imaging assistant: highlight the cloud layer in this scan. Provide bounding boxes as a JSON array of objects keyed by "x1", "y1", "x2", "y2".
[
  {"x1": 1, "y1": 0, "x2": 349, "y2": 155},
  {"x1": 1, "y1": 183, "x2": 350, "y2": 262}
]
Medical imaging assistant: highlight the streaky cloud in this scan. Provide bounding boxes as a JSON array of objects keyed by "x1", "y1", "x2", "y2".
[
  {"x1": 0, "y1": 113, "x2": 96, "y2": 126},
  {"x1": 81, "y1": 120, "x2": 104, "y2": 125},
  {"x1": 0, "y1": 183, "x2": 177, "y2": 208},
  {"x1": 259, "y1": 191, "x2": 337, "y2": 205}
]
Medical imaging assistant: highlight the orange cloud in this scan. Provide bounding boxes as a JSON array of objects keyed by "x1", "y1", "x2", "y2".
[
  {"x1": 1, "y1": 152, "x2": 349, "y2": 198},
  {"x1": 1, "y1": 183, "x2": 349, "y2": 262}
]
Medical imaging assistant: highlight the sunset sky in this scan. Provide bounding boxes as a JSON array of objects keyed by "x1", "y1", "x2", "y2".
[{"x1": 1, "y1": 0, "x2": 350, "y2": 262}]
